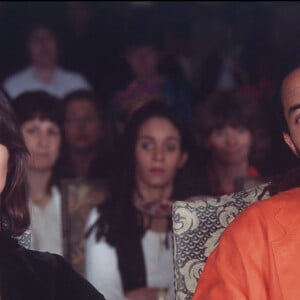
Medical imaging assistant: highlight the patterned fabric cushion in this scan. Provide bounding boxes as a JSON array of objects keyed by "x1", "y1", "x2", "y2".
[{"x1": 172, "y1": 183, "x2": 270, "y2": 300}]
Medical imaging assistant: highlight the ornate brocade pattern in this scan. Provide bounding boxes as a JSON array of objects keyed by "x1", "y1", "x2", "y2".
[
  {"x1": 16, "y1": 229, "x2": 31, "y2": 249},
  {"x1": 172, "y1": 183, "x2": 270, "y2": 300}
]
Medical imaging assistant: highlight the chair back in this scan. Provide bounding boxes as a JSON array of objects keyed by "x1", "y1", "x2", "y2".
[{"x1": 172, "y1": 183, "x2": 270, "y2": 300}]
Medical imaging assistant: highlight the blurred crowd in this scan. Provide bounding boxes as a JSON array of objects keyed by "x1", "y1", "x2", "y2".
[{"x1": 1, "y1": 2, "x2": 298, "y2": 300}]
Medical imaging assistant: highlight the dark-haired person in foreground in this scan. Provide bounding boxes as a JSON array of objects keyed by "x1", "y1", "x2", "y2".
[
  {"x1": 0, "y1": 90, "x2": 104, "y2": 300},
  {"x1": 193, "y1": 66, "x2": 300, "y2": 299}
]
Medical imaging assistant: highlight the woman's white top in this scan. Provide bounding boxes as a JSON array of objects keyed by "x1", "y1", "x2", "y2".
[
  {"x1": 29, "y1": 186, "x2": 63, "y2": 255},
  {"x1": 85, "y1": 208, "x2": 175, "y2": 300}
]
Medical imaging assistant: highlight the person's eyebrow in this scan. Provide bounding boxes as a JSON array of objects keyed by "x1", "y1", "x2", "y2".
[
  {"x1": 165, "y1": 136, "x2": 179, "y2": 141},
  {"x1": 138, "y1": 135, "x2": 179, "y2": 140},
  {"x1": 288, "y1": 104, "x2": 300, "y2": 116},
  {"x1": 138, "y1": 135, "x2": 154, "y2": 139}
]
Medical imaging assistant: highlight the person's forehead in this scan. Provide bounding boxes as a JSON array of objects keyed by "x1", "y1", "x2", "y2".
[
  {"x1": 281, "y1": 68, "x2": 300, "y2": 105},
  {"x1": 66, "y1": 99, "x2": 96, "y2": 111},
  {"x1": 29, "y1": 26, "x2": 55, "y2": 40},
  {"x1": 127, "y1": 44, "x2": 157, "y2": 54}
]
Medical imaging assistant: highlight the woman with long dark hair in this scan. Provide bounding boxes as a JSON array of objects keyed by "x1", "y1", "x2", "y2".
[
  {"x1": 0, "y1": 90, "x2": 104, "y2": 299},
  {"x1": 86, "y1": 101, "x2": 197, "y2": 300}
]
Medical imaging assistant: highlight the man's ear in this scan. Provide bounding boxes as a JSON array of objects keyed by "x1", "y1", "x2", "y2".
[
  {"x1": 178, "y1": 152, "x2": 189, "y2": 169},
  {"x1": 283, "y1": 132, "x2": 299, "y2": 156}
]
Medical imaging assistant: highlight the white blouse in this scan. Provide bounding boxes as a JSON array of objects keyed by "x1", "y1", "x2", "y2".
[
  {"x1": 29, "y1": 186, "x2": 63, "y2": 255},
  {"x1": 3, "y1": 66, "x2": 91, "y2": 99},
  {"x1": 85, "y1": 209, "x2": 175, "y2": 300}
]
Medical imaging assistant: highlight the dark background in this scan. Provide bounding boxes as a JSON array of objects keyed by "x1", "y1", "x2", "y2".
[
  {"x1": 0, "y1": 2, "x2": 299, "y2": 89},
  {"x1": 0, "y1": 1, "x2": 299, "y2": 175}
]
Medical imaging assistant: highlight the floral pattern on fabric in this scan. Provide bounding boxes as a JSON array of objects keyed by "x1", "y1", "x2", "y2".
[{"x1": 172, "y1": 183, "x2": 270, "y2": 300}]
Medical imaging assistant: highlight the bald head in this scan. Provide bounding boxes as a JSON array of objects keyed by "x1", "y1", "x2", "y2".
[
  {"x1": 281, "y1": 67, "x2": 300, "y2": 157},
  {"x1": 281, "y1": 67, "x2": 300, "y2": 124}
]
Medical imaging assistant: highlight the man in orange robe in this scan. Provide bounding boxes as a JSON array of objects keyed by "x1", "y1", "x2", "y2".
[{"x1": 193, "y1": 65, "x2": 300, "y2": 299}]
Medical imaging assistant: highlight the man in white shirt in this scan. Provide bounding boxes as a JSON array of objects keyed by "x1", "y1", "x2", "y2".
[{"x1": 3, "y1": 21, "x2": 92, "y2": 99}]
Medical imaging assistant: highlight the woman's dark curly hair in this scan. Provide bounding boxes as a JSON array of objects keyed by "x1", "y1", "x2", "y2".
[{"x1": 193, "y1": 89, "x2": 270, "y2": 166}]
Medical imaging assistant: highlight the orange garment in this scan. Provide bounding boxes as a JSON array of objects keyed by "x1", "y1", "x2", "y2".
[{"x1": 193, "y1": 186, "x2": 300, "y2": 300}]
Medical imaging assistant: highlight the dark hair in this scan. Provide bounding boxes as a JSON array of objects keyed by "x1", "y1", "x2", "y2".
[
  {"x1": 193, "y1": 89, "x2": 269, "y2": 165},
  {"x1": 0, "y1": 91, "x2": 29, "y2": 236},
  {"x1": 63, "y1": 89, "x2": 104, "y2": 120},
  {"x1": 26, "y1": 20, "x2": 58, "y2": 40},
  {"x1": 119, "y1": 23, "x2": 163, "y2": 85},
  {"x1": 21, "y1": 17, "x2": 61, "y2": 64},
  {"x1": 89, "y1": 101, "x2": 195, "y2": 245},
  {"x1": 123, "y1": 24, "x2": 163, "y2": 54},
  {"x1": 12, "y1": 91, "x2": 62, "y2": 127},
  {"x1": 12, "y1": 91, "x2": 63, "y2": 192},
  {"x1": 62, "y1": 89, "x2": 113, "y2": 153}
]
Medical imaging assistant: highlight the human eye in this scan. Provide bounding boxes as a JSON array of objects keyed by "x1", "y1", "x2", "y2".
[
  {"x1": 85, "y1": 115, "x2": 98, "y2": 123},
  {"x1": 25, "y1": 126, "x2": 38, "y2": 135},
  {"x1": 212, "y1": 128, "x2": 224, "y2": 137},
  {"x1": 141, "y1": 141, "x2": 153, "y2": 151},
  {"x1": 165, "y1": 143, "x2": 178, "y2": 152},
  {"x1": 295, "y1": 115, "x2": 300, "y2": 125},
  {"x1": 48, "y1": 128, "x2": 60, "y2": 136},
  {"x1": 65, "y1": 118, "x2": 77, "y2": 125}
]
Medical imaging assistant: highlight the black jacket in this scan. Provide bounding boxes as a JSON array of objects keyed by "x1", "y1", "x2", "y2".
[{"x1": 0, "y1": 232, "x2": 105, "y2": 300}]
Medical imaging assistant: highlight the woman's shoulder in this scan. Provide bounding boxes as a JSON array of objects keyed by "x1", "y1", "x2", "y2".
[
  {"x1": 0, "y1": 235, "x2": 104, "y2": 300},
  {"x1": 17, "y1": 246, "x2": 73, "y2": 274},
  {"x1": 17, "y1": 248, "x2": 105, "y2": 299}
]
